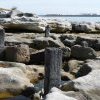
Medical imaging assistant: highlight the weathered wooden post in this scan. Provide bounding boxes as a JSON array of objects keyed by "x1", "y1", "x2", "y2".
[
  {"x1": 0, "y1": 27, "x2": 5, "y2": 60},
  {"x1": 44, "y1": 47, "x2": 62, "y2": 95},
  {"x1": 0, "y1": 27, "x2": 5, "y2": 47},
  {"x1": 45, "y1": 25, "x2": 51, "y2": 37}
]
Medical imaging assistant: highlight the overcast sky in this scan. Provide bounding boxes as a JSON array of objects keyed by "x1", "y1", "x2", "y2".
[{"x1": 0, "y1": 0, "x2": 100, "y2": 14}]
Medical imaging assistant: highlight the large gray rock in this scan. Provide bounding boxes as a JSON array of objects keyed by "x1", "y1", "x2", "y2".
[
  {"x1": 1, "y1": 17, "x2": 47, "y2": 32},
  {"x1": 71, "y1": 45, "x2": 97, "y2": 60},
  {"x1": 72, "y1": 22, "x2": 96, "y2": 33},
  {"x1": 61, "y1": 70, "x2": 100, "y2": 100},
  {"x1": 0, "y1": 64, "x2": 33, "y2": 99},
  {"x1": 75, "y1": 59, "x2": 100, "y2": 77},
  {"x1": 0, "y1": 61, "x2": 44, "y2": 83},
  {"x1": 47, "y1": 19, "x2": 72, "y2": 33},
  {"x1": 5, "y1": 44, "x2": 30, "y2": 63},
  {"x1": 76, "y1": 36, "x2": 97, "y2": 48},
  {"x1": 33, "y1": 37, "x2": 65, "y2": 49},
  {"x1": 5, "y1": 33, "x2": 36, "y2": 47},
  {"x1": 63, "y1": 39, "x2": 76, "y2": 47},
  {"x1": 60, "y1": 34, "x2": 76, "y2": 47},
  {"x1": 95, "y1": 23, "x2": 100, "y2": 31},
  {"x1": 0, "y1": 9, "x2": 47, "y2": 32},
  {"x1": 44, "y1": 87, "x2": 77, "y2": 100}
]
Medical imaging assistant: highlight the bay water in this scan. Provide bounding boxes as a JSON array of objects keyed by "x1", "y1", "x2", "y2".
[{"x1": 40, "y1": 16, "x2": 100, "y2": 22}]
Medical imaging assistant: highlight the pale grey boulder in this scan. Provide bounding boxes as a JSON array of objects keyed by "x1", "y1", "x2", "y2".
[
  {"x1": 0, "y1": 66, "x2": 33, "y2": 99},
  {"x1": 1, "y1": 17, "x2": 47, "y2": 32},
  {"x1": 5, "y1": 33, "x2": 36, "y2": 47},
  {"x1": 44, "y1": 87, "x2": 77, "y2": 100},
  {"x1": 33, "y1": 37, "x2": 65, "y2": 49},
  {"x1": 47, "y1": 19, "x2": 72, "y2": 33},
  {"x1": 0, "y1": 9, "x2": 47, "y2": 32},
  {"x1": 61, "y1": 70, "x2": 100, "y2": 100}
]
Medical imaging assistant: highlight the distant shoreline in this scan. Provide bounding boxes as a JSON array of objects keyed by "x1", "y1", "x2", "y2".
[{"x1": 40, "y1": 15, "x2": 100, "y2": 17}]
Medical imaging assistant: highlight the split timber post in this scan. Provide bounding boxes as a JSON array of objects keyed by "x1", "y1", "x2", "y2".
[
  {"x1": 44, "y1": 47, "x2": 62, "y2": 95},
  {"x1": 0, "y1": 28, "x2": 5, "y2": 47},
  {"x1": 0, "y1": 28, "x2": 5, "y2": 60}
]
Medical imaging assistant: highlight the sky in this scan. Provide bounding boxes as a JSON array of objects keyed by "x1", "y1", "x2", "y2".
[{"x1": 0, "y1": 0, "x2": 100, "y2": 15}]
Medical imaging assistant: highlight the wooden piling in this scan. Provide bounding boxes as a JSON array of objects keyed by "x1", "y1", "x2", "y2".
[
  {"x1": 44, "y1": 47, "x2": 62, "y2": 95},
  {"x1": 0, "y1": 28, "x2": 5, "y2": 47}
]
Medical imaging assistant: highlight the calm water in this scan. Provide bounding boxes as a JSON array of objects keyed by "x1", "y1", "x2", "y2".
[{"x1": 40, "y1": 16, "x2": 100, "y2": 22}]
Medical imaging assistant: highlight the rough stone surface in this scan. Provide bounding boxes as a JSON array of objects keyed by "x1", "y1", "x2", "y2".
[
  {"x1": 61, "y1": 69, "x2": 100, "y2": 100},
  {"x1": 0, "y1": 66, "x2": 33, "y2": 99},
  {"x1": 45, "y1": 87, "x2": 77, "y2": 100},
  {"x1": 5, "y1": 44, "x2": 30, "y2": 63},
  {"x1": 47, "y1": 19, "x2": 72, "y2": 33},
  {"x1": 76, "y1": 36, "x2": 97, "y2": 49},
  {"x1": 0, "y1": 10, "x2": 47, "y2": 32},
  {"x1": 95, "y1": 23, "x2": 100, "y2": 31},
  {"x1": 61, "y1": 70, "x2": 75, "y2": 81},
  {"x1": 60, "y1": 46, "x2": 71, "y2": 59},
  {"x1": 63, "y1": 60, "x2": 84, "y2": 74},
  {"x1": 33, "y1": 37, "x2": 65, "y2": 49},
  {"x1": 75, "y1": 59, "x2": 100, "y2": 77},
  {"x1": 72, "y1": 22, "x2": 96, "y2": 33},
  {"x1": 71, "y1": 45, "x2": 97, "y2": 60}
]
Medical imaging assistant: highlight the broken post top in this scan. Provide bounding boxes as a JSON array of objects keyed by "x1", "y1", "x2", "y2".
[{"x1": 45, "y1": 25, "x2": 51, "y2": 37}]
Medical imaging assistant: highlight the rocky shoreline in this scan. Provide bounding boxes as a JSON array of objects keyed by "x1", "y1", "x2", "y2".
[{"x1": 0, "y1": 8, "x2": 100, "y2": 100}]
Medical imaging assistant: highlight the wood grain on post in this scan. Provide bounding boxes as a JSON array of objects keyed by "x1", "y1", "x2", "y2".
[
  {"x1": 44, "y1": 47, "x2": 62, "y2": 95},
  {"x1": 0, "y1": 28, "x2": 5, "y2": 47},
  {"x1": 0, "y1": 28, "x2": 5, "y2": 60}
]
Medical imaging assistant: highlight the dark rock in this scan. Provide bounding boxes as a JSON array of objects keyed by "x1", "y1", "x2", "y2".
[
  {"x1": 72, "y1": 22, "x2": 95, "y2": 33},
  {"x1": 60, "y1": 46, "x2": 71, "y2": 59},
  {"x1": 0, "y1": 47, "x2": 6, "y2": 60},
  {"x1": 5, "y1": 95, "x2": 31, "y2": 100},
  {"x1": 29, "y1": 49, "x2": 45, "y2": 64},
  {"x1": 75, "y1": 63, "x2": 92, "y2": 78},
  {"x1": 21, "y1": 87, "x2": 38, "y2": 97},
  {"x1": 63, "y1": 39, "x2": 76, "y2": 47},
  {"x1": 33, "y1": 37, "x2": 65, "y2": 50},
  {"x1": 76, "y1": 59, "x2": 100, "y2": 78},
  {"x1": 76, "y1": 36, "x2": 97, "y2": 48},
  {"x1": 71, "y1": 45, "x2": 97, "y2": 60}
]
